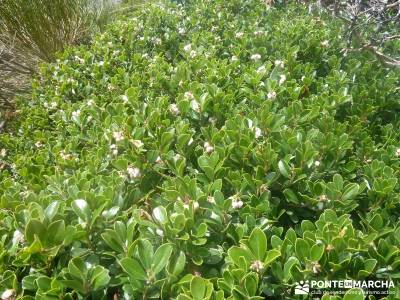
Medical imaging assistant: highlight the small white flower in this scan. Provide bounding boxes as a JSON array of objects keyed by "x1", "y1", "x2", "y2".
[
  {"x1": 257, "y1": 65, "x2": 266, "y2": 74},
  {"x1": 318, "y1": 194, "x2": 328, "y2": 202},
  {"x1": 173, "y1": 154, "x2": 181, "y2": 162},
  {"x1": 110, "y1": 144, "x2": 118, "y2": 155},
  {"x1": 235, "y1": 32, "x2": 244, "y2": 38},
  {"x1": 231, "y1": 55, "x2": 239, "y2": 62},
  {"x1": 190, "y1": 100, "x2": 200, "y2": 112},
  {"x1": 98, "y1": 61, "x2": 105, "y2": 66},
  {"x1": 107, "y1": 41, "x2": 113, "y2": 47},
  {"x1": 35, "y1": 141, "x2": 43, "y2": 148},
  {"x1": 155, "y1": 156, "x2": 163, "y2": 164},
  {"x1": 188, "y1": 138, "x2": 194, "y2": 146},
  {"x1": 87, "y1": 99, "x2": 95, "y2": 106},
  {"x1": 152, "y1": 37, "x2": 162, "y2": 45},
  {"x1": 279, "y1": 74, "x2": 286, "y2": 85},
  {"x1": 184, "y1": 91, "x2": 194, "y2": 99},
  {"x1": 255, "y1": 127, "x2": 262, "y2": 138},
  {"x1": 170, "y1": 103, "x2": 180, "y2": 115},
  {"x1": 127, "y1": 166, "x2": 141, "y2": 179},
  {"x1": 208, "y1": 117, "x2": 217, "y2": 124},
  {"x1": 183, "y1": 44, "x2": 192, "y2": 52},
  {"x1": 132, "y1": 140, "x2": 144, "y2": 148},
  {"x1": 204, "y1": 142, "x2": 214, "y2": 153},
  {"x1": 85, "y1": 261, "x2": 93, "y2": 269},
  {"x1": 1, "y1": 289, "x2": 15, "y2": 300},
  {"x1": 113, "y1": 131, "x2": 124, "y2": 142},
  {"x1": 12, "y1": 230, "x2": 24, "y2": 244},
  {"x1": 312, "y1": 262, "x2": 321, "y2": 274},
  {"x1": 60, "y1": 150, "x2": 72, "y2": 160},
  {"x1": 178, "y1": 27, "x2": 186, "y2": 34},
  {"x1": 156, "y1": 229, "x2": 164, "y2": 236},
  {"x1": 321, "y1": 40, "x2": 329, "y2": 47},
  {"x1": 251, "y1": 53, "x2": 261, "y2": 61},
  {"x1": 267, "y1": 91, "x2": 276, "y2": 100},
  {"x1": 232, "y1": 199, "x2": 244, "y2": 209},
  {"x1": 74, "y1": 56, "x2": 85, "y2": 64},
  {"x1": 72, "y1": 110, "x2": 81, "y2": 119},
  {"x1": 121, "y1": 95, "x2": 129, "y2": 103},
  {"x1": 189, "y1": 50, "x2": 197, "y2": 58},
  {"x1": 314, "y1": 160, "x2": 321, "y2": 167},
  {"x1": 396, "y1": 148, "x2": 400, "y2": 157},
  {"x1": 0, "y1": 148, "x2": 6, "y2": 158},
  {"x1": 193, "y1": 201, "x2": 199, "y2": 210},
  {"x1": 207, "y1": 196, "x2": 215, "y2": 204},
  {"x1": 274, "y1": 60, "x2": 284, "y2": 68},
  {"x1": 254, "y1": 30, "x2": 264, "y2": 36},
  {"x1": 50, "y1": 102, "x2": 58, "y2": 109},
  {"x1": 250, "y1": 260, "x2": 264, "y2": 272}
]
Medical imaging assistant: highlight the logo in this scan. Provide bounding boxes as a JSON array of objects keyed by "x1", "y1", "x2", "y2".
[
  {"x1": 293, "y1": 280, "x2": 395, "y2": 296},
  {"x1": 294, "y1": 281, "x2": 310, "y2": 295}
]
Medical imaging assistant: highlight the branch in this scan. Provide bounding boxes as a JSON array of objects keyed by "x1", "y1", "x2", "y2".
[{"x1": 362, "y1": 44, "x2": 400, "y2": 67}]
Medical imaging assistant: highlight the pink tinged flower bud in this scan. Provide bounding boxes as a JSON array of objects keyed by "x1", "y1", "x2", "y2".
[
  {"x1": 257, "y1": 65, "x2": 266, "y2": 74},
  {"x1": 251, "y1": 53, "x2": 261, "y2": 61},
  {"x1": 12, "y1": 230, "x2": 24, "y2": 244},
  {"x1": 113, "y1": 131, "x2": 124, "y2": 142},
  {"x1": 274, "y1": 60, "x2": 284, "y2": 68},
  {"x1": 267, "y1": 91, "x2": 276, "y2": 100},
  {"x1": 231, "y1": 199, "x2": 243, "y2": 209},
  {"x1": 250, "y1": 260, "x2": 264, "y2": 272},
  {"x1": 1, "y1": 289, "x2": 15, "y2": 300},
  {"x1": 204, "y1": 142, "x2": 214, "y2": 153},
  {"x1": 132, "y1": 140, "x2": 144, "y2": 148},
  {"x1": 235, "y1": 32, "x2": 244, "y2": 38},
  {"x1": 170, "y1": 103, "x2": 180, "y2": 115},
  {"x1": 127, "y1": 166, "x2": 141, "y2": 179},
  {"x1": 184, "y1": 91, "x2": 194, "y2": 99},
  {"x1": 279, "y1": 74, "x2": 286, "y2": 85}
]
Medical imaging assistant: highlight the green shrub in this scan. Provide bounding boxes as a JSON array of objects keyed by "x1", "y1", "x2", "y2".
[{"x1": 0, "y1": 0, "x2": 400, "y2": 299}]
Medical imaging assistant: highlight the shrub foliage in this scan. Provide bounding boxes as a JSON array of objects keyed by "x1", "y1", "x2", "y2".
[{"x1": 0, "y1": 0, "x2": 400, "y2": 299}]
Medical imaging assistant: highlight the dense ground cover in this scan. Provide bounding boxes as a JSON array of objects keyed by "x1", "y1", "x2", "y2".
[{"x1": 0, "y1": 0, "x2": 400, "y2": 299}]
